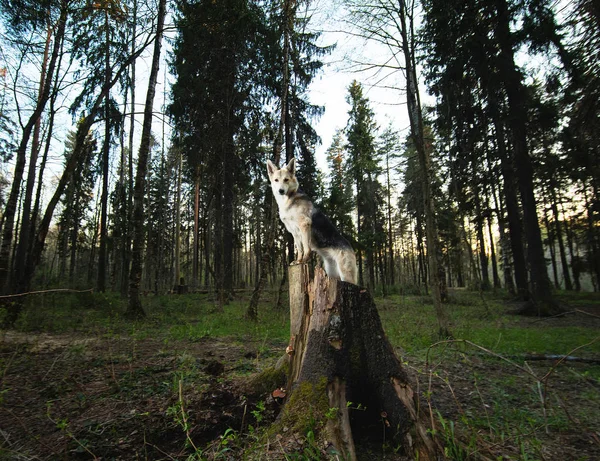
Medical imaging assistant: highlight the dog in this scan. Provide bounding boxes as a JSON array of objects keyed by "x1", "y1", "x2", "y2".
[{"x1": 267, "y1": 158, "x2": 358, "y2": 284}]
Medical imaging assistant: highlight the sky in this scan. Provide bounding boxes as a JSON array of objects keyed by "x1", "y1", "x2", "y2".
[{"x1": 304, "y1": 0, "x2": 439, "y2": 176}]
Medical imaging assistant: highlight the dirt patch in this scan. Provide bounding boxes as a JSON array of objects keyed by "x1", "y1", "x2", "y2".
[{"x1": 0, "y1": 333, "x2": 283, "y2": 460}]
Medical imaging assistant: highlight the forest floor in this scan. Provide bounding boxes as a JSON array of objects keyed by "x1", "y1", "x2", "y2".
[{"x1": 0, "y1": 288, "x2": 599, "y2": 460}]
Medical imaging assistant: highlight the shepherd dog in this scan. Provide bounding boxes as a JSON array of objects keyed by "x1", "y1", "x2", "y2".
[{"x1": 267, "y1": 158, "x2": 358, "y2": 284}]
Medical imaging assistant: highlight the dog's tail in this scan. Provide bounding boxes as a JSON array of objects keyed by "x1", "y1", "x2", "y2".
[{"x1": 338, "y1": 248, "x2": 358, "y2": 285}]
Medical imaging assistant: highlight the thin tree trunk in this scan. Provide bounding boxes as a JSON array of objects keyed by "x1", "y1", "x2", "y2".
[
  {"x1": 193, "y1": 169, "x2": 200, "y2": 287},
  {"x1": 119, "y1": 0, "x2": 137, "y2": 297},
  {"x1": 398, "y1": 0, "x2": 449, "y2": 334},
  {"x1": 549, "y1": 183, "x2": 572, "y2": 290},
  {"x1": 474, "y1": 192, "x2": 490, "y2": 290},
  {"x1": 98, "y1": 10, "x2": 111, "y2": 293},
  {"x1": 492, "y1": 107, "x2": 527, "y2": 296},
  {"x1": 487, "y1": 212, "x2": 502, "y2": 289},
  {"x1": 175, "y1": 148, "x2": 182, "y2": 288},
  {"x1": 246, "y1": 0, "x2": 292, "y2": 320},
  {"x1": 0, "y1": 0, "x2": 68, "y2": 294},
  {"x1": 126, "y1": 0, "x2": 166, "y2": 318},
  {"x1": 13, "y1": 22, "x2": 52, "y2": 290},
  {"x1": 562, "y1": 201, "x2": 581, "y2": 291},
  {"x1": 543, "y1": 205, "x2": 560, "y2": 288},
  {"x1": 386, "y1": 153, "x2": 395, "y2": 286}
]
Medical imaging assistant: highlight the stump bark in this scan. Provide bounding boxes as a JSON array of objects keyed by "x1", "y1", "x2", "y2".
[{"x1": 282, "y1": 264, "x2": 439, "y2": 460}]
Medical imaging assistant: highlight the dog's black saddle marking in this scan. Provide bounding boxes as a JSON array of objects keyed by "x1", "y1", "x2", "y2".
[{"x1": 311, "y1": 209, "x2": 352, "y2": 250}]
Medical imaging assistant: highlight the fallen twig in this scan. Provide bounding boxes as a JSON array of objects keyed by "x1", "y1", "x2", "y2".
[
  {"x1": 0, "y1": 288, "x2": 93, "y2": 299},
  {"x1": 575, "y1": 308, "x2": 600, "y2": 320}
]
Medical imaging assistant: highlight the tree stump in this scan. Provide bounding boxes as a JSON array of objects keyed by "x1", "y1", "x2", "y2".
[{"x1": 280, "y1": 264, "x2": 439, "y2": 460}]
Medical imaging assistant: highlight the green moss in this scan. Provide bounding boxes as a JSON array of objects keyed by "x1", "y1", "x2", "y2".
[
  {"x1": 247, "y1": 361, "x2": 289, "y2": 396},
  {"x1": 267, "y1": 378, "x2": 330, "y2": 440}
]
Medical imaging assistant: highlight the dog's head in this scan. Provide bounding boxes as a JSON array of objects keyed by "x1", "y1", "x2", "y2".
[{"x1": 267, "y1": 158, "x2": 298, "y2": 197}]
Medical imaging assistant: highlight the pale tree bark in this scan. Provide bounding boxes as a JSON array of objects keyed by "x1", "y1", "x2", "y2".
[{"x1": 126, "y1": 0, "x2": 167, "y2": 319}]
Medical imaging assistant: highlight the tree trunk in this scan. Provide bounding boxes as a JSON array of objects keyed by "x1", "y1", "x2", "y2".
[
  {"x1": 193, "y1": 169, "x2": 200, "y2": 287},
  {"x1": 246, "y1": 0, "x2": 292, "y2": 320},
  {"x1": 562, "y1": 202, "x2": 581, "y2": 291},
  {"x1": 494, "y1": 0, "x2": 561, "y2": 315},
  {"x1": 490, "y1": 100, "x2": 527, "y2": 297},
  {"x1": 174, "y1": 148, "x2": 182, "y2": 289},
  {"x1": 543, "y1": 206, "x2": 560, "y2": 288},
  {"x1": 126, "y1": 0, "x2": 166, "y2": 319},
  {"x1": 280, "y1": 265, "x2": 440, "y2": 460},
  {"x1": 386, "y1": 154, "x2": 395, "y2": 286},
  {"x1": 13, "y1": 21, "x2": 52, "y2": 290},
  {"x1": 398, "y1": 0, "x2": 449, "y2": 334},
  {"x1": 120, "y1": 0, "x2": 137, "y2": 298},
  {"x1": 474, "y1": 192, "x2": 490, "y2": 290},
  {"x1": 98, "y1": 10, "x2": 111, "y2": 293},
  {"x1": 549, "y1": 184, "x2": 572, "y2": 290},
  {"x1": 0, "y1": 0, "x2": 68, "y2": 294}
]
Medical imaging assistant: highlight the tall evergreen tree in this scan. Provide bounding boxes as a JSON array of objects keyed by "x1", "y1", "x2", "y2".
[
  {"x1": 324, "y1": 129, "x2": 353, "y2": 238},
  {"x1": 126, "y1": 0, "x2": 166, "y2": 318},
  {"x1": 57, "y1": 129, "x2": 99, "y2": 285},
  {"x1": 345, "y1": 80, "x2": 384, "y2": 289},
  {"x1": 170, "y1": 0, "x2": 270, "y2": 305}
]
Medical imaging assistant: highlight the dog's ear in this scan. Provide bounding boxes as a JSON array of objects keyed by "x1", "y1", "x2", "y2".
[
  {"x1": 286, "y1": 158, "x2": 296, "y2": 175},
  {"x1": 266, "y1": 160, "x2": 277, "y2": 179}
]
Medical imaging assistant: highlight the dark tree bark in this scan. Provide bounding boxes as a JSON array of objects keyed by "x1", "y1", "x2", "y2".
[
  {"x1": 98, "y1": 9, "x2": 111, "y2": 293},
  {"x1": 279, "y1": 265, "x2": 440, "y2": 460},
  {"x1": 487, "y1": 211, "x2": 502, "y2": 289},
  {"x1": 491, "y1": 99, "x2": 528, "y2": 297},
  {"x1": 126, "y1": 0, "x2": 166, "y2": 319},
  {"x1": 562, "y1": 203, "x2": 581, "y2": 291},
  {"x1": 474, "y1": 192, "x2": 491, "y2": 290},
  {"x1": 549, "y1": 184, "x2": 573, "y2": 290},
  {"x1": 246, "y1": 0, "x2": 292, "y2": 320},
  {"x1": 494, "y1": 0, "x2": 561, "y2": 315}
]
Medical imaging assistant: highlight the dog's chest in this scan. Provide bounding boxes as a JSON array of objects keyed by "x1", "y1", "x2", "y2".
[
  {"x1": 279, "y1": 207, "x2": 300, "y2": 234},
  {"x1": 277, "y1": 197, "x2": 312, "y2": 235}
]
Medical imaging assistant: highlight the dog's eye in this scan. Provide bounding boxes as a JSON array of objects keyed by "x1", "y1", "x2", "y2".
[
  {"x1": 284, "y1": 178, "x2": 289, "y2": 182},
  {"x1": 274, "y1": 179, "x2": 279, "y2": 182}
]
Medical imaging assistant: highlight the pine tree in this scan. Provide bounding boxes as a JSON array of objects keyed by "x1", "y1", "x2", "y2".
[
  {"x1": 324, "y1": 130, "x2": 353, "y2": 239},
  {"x1": 57, "y1": 129, "x2": 99, "y2": 285},
  {"x1": 345, "y1": 80, "x2": 384, "y2": 289}
]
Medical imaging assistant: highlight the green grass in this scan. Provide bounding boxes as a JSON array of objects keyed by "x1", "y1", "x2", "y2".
[
  {"x1": 7, "y1": 288, "x2": 599, "y2": 362},
  {"x1": 4, "y1": 290, "x2": 290, "y2": 345},
  {"x1": 378, "y1": 289, "x2": 600, "y2": 359}
]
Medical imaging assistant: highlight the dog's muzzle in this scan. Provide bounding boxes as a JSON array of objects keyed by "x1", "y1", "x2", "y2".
[{"x1": 279, "y1": 189, "x2": 285, "y2": 195}]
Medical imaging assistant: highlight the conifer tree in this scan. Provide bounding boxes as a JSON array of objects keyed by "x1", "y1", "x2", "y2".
[
  {"x1": 324, "y1": 129, "x2": 353, "y2": 238},
  {"x1": 345, "y1": 80, "x2": 384, "y2": 289}
]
